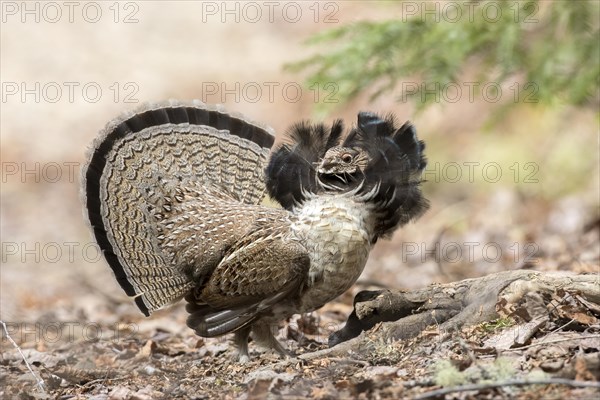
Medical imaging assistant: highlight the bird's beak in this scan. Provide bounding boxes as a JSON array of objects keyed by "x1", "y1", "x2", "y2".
[{"x1": 317, "y1": 160, "x2": 337, "y2": 174}]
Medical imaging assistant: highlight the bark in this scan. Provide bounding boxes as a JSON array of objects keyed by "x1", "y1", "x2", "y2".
[{"x1": 329, "y1": 270, "x2": 600, "y2": 346}]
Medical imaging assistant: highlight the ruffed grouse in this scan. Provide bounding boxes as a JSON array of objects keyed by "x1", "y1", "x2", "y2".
[{"x1": 82, "y1": 101, "x2": 428, "y2": 361}]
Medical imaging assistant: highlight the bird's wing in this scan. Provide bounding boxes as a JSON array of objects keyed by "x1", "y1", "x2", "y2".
[
  {"x1": 153, "y1": 181, "x2": 293, "y2": 282},
  {"x1": 185, "y1": 224, "x2": 310, "y2": 337},
  {"x1": 82, "y1": 101, "x2": 276, "y2": 316}
]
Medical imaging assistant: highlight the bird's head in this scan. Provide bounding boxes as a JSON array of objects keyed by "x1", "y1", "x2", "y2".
[{"x1": 316, "y1": 145, "x2": 371, "y2": 189}]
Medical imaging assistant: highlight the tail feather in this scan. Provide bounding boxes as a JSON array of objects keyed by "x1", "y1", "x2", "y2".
[
  {"x1": 184, "y1": 284, "x2": 293, "y2": 337},
  {"x1": 82, "y1": 101, "x2": 275, "y2": 315},
  {"x1": 186, "y1": 303, "x2": 257, "y2": 337}
]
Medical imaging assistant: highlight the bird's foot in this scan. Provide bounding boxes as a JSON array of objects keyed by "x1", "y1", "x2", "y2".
[
  {"x1": 233, "y1": 326, "x2": 252, "y2": 364},
  {"x1": 237, "y1": 352, "x2": 250, "y2": 364}
]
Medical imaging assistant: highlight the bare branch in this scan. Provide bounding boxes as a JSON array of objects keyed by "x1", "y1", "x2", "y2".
[
  {"x1": 1, "y1": 320, "x2": 46, "y2": 393},
  {"x1": 414, "y1": 378, "x2": 600, "y2": 400}
]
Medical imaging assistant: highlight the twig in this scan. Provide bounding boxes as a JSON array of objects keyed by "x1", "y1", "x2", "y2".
[
  {"x1": 502, "y1": 334, "x2": 600, "y2": 352},
  {"x1": 1, "y1": 320, "x2": 46, "y2": 393},
  {"x1": 325, "y1": 357, "x2": 370, "y2": 367},
  {"x1": 298, "y1": 336, "x2": 362, "y2": 360},
  {"x1": 549, "y1": 318, "x2": 575, "y2": 334},
  {"x1": 82, "y1": 376, "x2": 128, "y2": 388},
  {"x1": 414, "y1": 378, "x2": 600, "y2": 400}
]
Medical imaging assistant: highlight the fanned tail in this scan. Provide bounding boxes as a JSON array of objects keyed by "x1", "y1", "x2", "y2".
[{"x1": 82, "y1": 101, "x2": 275, "y2": 315}]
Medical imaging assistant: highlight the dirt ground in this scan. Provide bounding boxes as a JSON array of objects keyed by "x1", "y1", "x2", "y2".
[
  {"x1": 1, "y1": 2, "x2": 599, "y2": 399},
  {"x1": 2, "y1": 198, "x2": 598, "y2": 399}
]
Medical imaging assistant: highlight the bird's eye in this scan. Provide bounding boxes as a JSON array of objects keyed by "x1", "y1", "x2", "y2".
[{"x1": 341, "y1": 154, "x2": 352, "y2": 163}]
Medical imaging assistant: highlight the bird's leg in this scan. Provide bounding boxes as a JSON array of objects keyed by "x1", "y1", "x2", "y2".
[
  {"x1": 251, "y1": 323, "x2": 291, "y2": 358},
  {"x1": 233, "y1": 325, "x2": 252, "y2": 363}
]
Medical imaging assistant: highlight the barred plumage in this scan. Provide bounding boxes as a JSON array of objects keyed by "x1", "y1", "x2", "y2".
[{"x1": 82, "y1": 102, "x2": 428, "y2": 361}]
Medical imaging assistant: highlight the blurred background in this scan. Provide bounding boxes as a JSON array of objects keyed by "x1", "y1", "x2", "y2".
[{"x1": 1, "y1": 0, "x2": 598, "y2": 354}]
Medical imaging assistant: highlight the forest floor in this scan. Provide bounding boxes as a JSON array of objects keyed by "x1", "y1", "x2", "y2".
[{"x1": 2, "y1": 195, "x2": 599, "y2": 399}]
